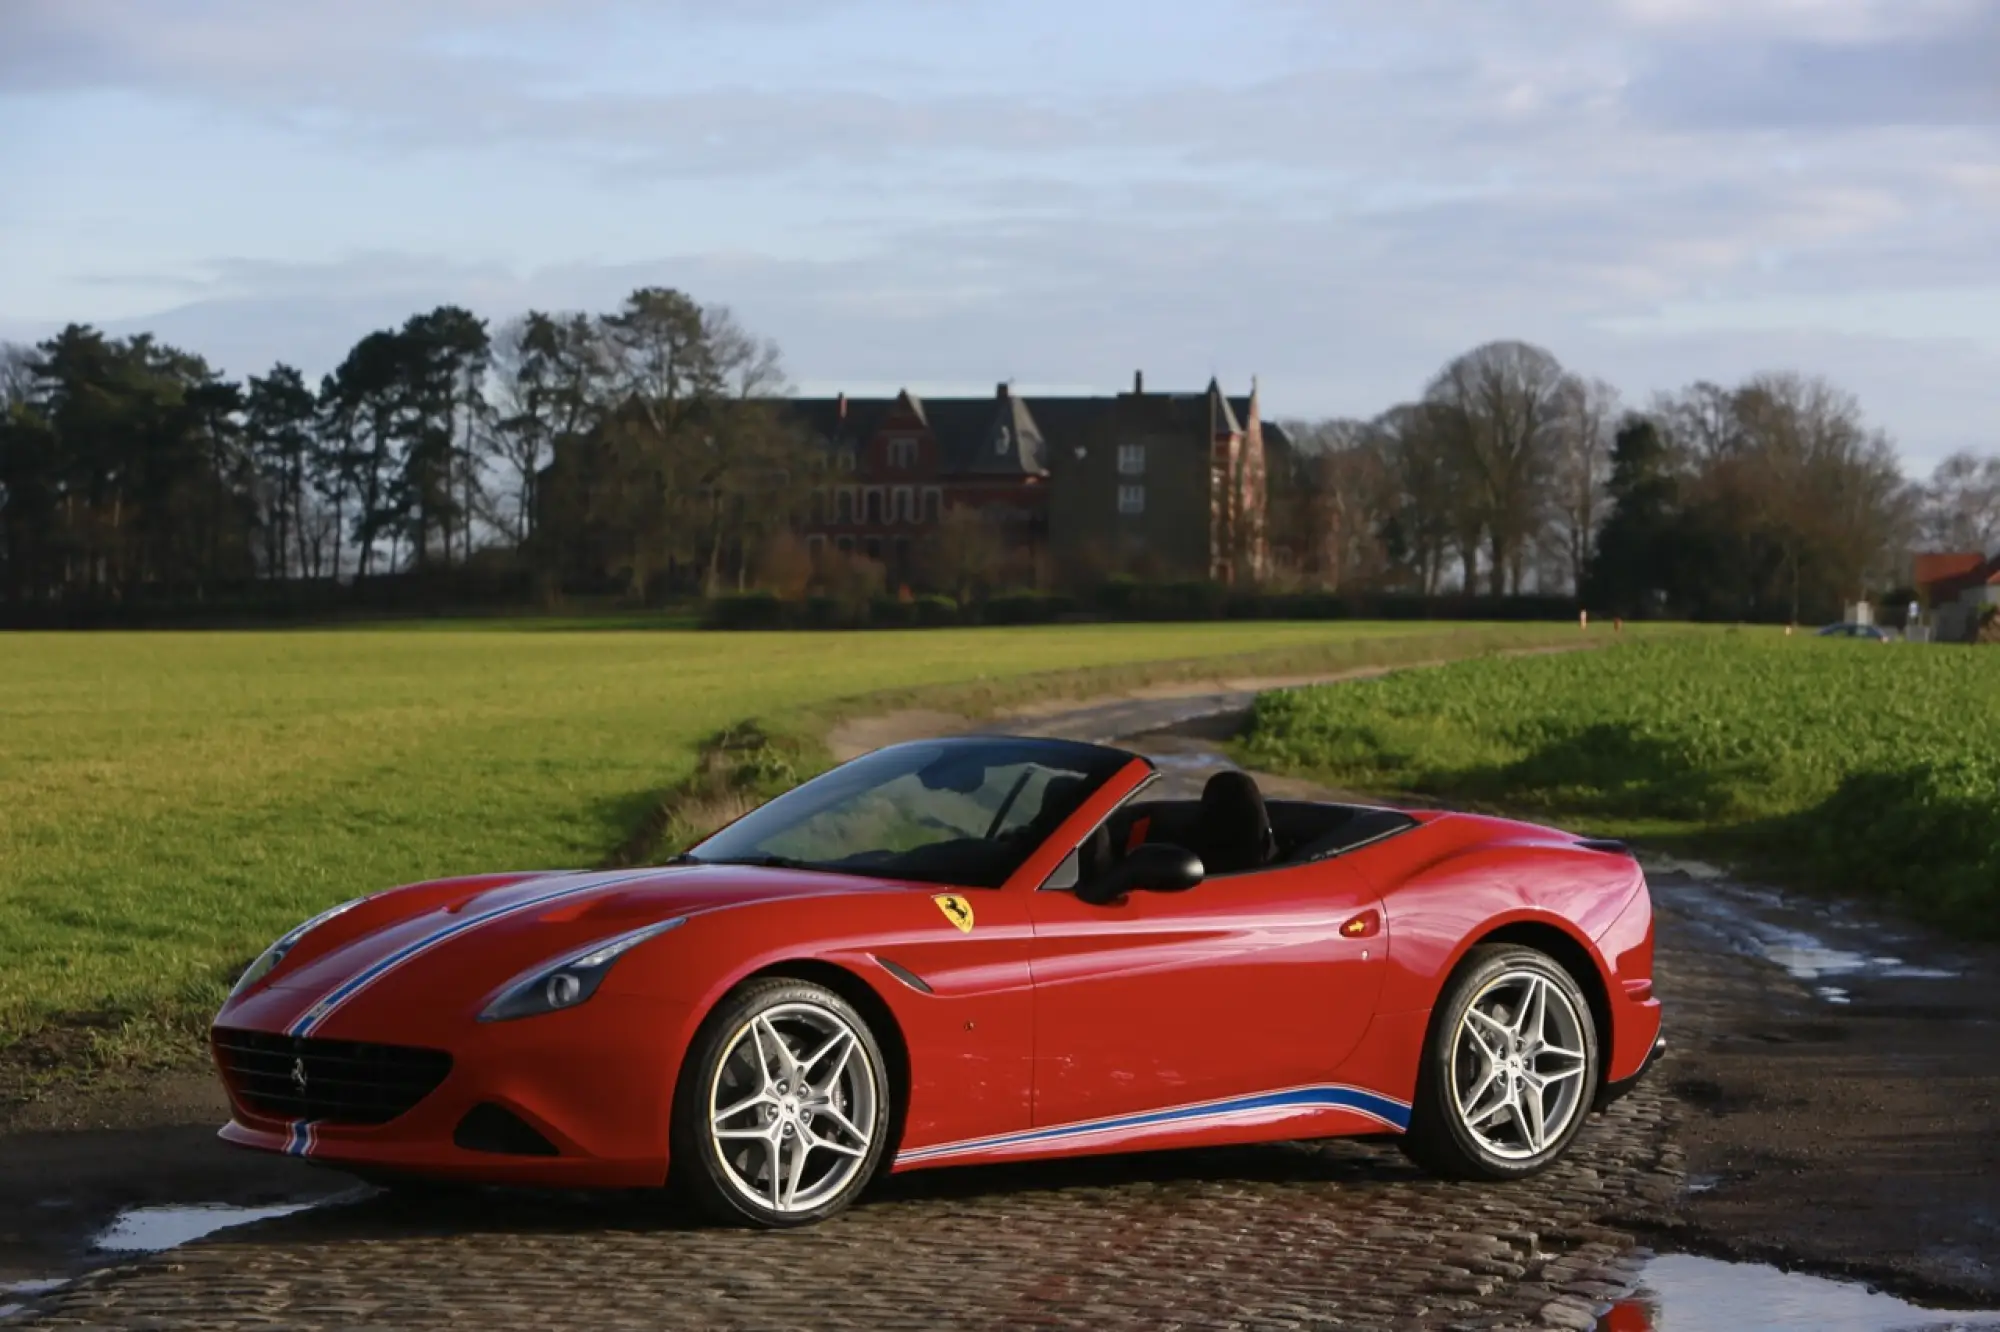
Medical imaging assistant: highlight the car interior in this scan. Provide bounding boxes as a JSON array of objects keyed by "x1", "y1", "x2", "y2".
[{"x1": 1064, "y1": 769, "x2": 1420, "y2": 886}]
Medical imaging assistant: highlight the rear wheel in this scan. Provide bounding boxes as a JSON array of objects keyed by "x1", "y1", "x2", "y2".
[
  {"x1": 670, "y1": 978, "x2": 892, "y2": 1228},
  {"x1": 1401, "y1": 944, "x2": 1599, "y2": 1180}
]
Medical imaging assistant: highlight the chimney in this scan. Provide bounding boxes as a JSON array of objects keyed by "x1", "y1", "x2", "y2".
[
  {"x1": 1133, "y1": 370, "x2": 1144, "y2": 394},
  {"x1": 836, "y1": 392, "x2": 847, "y2": 420},
  {"x1": 996, "y1": 381, "x2": 1009, "y2": 400}
]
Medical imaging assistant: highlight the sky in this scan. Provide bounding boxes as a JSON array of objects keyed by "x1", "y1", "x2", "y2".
[{"x1": 1, "y1": 0, "x2": 1995, "y2": 471}]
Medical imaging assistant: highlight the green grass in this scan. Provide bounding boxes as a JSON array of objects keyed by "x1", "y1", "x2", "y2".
[
  {"x1": 0, "y1": 617, "x2": 1598, "y2": 1077},
  {"x1": 1240, "y1": 634, "x2": 2000, "y2": 936}
]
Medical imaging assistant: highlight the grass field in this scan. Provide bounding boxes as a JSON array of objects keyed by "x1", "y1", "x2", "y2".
[
  {"x1": 0, "y1": 617, "x2": 1601, "y2": 1077},
  {"x1": 1241, "y1": 634, "x2": 2000, "y2": 936}
]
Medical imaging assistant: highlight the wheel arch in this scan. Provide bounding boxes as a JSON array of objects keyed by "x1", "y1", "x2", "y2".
[
  {"x1": 730, "y1": 958, "x2": 914, "y2": 1166},
  {"x1": 1468, "y1": 921, "x2": 1613, "y2": 1093},
  {"x1": 1404, "y1": 913, "x2": 1616, "y2": 1104}
]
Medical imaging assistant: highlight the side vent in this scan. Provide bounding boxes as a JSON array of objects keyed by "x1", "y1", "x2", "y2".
[
  {"x1": 874, "y1": 956, "x2": 934, "y2": 994},
  {"x1": 1575, "y1": 838, "x2": 1633, "y2": 857}
]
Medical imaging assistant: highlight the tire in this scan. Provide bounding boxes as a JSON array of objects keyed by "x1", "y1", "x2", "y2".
[
  {"x1": 670, "y1": 977, "x2": 893, "y2": 1228},
  {"x1": 1400, "y1": 944, "x2": 1600, "y2": 1181}
]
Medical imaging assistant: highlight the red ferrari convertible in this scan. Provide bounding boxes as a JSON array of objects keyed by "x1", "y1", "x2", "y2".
[{"x1": 211, "y1": 735, "x2": 1663, "y2": 1227}]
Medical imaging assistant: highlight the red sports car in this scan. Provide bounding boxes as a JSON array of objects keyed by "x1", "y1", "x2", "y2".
[{"x1": 211, "y1": 735, "x2": 1663, "y2": 1228}]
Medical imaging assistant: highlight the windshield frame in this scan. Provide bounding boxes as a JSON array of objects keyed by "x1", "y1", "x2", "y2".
[{"x1": 684, "y1": 736, "x2": 1146, "y2": 889}]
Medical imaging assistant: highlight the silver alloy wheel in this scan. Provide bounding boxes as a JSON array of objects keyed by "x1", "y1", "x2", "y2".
[
  {"x1": 707, "y1": 1000, "x2": 877, "y2": 1214},
  {"x1": 1448, "y1": 968, "x2": 1590, "y2": 1161}
]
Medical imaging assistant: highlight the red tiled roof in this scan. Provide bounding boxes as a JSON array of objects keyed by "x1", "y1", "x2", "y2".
[{"x1": 1915, "y1": 551, "x2": 1986, "y2": 588}]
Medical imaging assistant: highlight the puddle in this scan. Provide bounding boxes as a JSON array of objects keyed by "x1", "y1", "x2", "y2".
[
  {"x1": 0, "y1": 1280, "x2": 69, "y2": 1321},
  {"x1": 1598, "y1": 1255, "x2": 2000, "y2": 1330},
  {"x1": 92, "y1": 1203, "x2": 314, "y2": 1254},
  {"x1": 1644, "y1": 869, "x2": 1962, "y2": 994}
]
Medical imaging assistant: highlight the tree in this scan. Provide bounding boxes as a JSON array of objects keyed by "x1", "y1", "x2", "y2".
[
  {"x1": 1423, "y1": 341, "x2": 1569, "y2": 595},
  {"x1": 1370, "y1": 402, "x2": 1458, "y2": 594},
  {"x1": 1920, "y1": 451, "x2": 2000, "y2": 552},
  {"x1": 397, "y1": 305, "x2": 491, "y2": 568},
  {"x1": 923, "y1": 503, "x2": 1007, "y2": 603},
  {"x1": 1548, "y1": 376, "x2": 1618, "y2": 594},
  {"x1": 490, "y1": 311, "x2": 604, "y2": 545},
  {"x1": 1276, "y1": 419, "x2": 1390, "y2": 590},
  {"x1": 1586, "y1": 415, "x2": 1684, "y2": 617},
  {"x1": 244, "y1": 364, "x2": 318, "y2": 578}
]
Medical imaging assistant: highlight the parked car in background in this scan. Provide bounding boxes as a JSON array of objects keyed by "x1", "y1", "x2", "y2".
[{"x1": 1816, "y1": 623, "x2": 1895, "y2": 642}]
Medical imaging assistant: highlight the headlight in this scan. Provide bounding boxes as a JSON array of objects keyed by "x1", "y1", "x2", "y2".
[
  {"x1": 479, "y1": 917, "x2": 688, "y2": 1022},
  {"x1": 230, "y1": 898, "x2": 365, "y2": 998}
]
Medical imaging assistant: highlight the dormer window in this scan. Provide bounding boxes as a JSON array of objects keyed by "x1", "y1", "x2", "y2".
[{"x1": 995, "y1": 425, "x2": 1012, "y2": 455}]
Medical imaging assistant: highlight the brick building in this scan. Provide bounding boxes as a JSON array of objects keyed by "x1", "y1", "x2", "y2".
[{"x1": 786, "y1": 373, "x2": 1273, "y2": 589}]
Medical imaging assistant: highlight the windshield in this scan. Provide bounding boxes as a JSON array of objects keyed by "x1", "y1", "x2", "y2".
[{"x1": 687, "y1": 737, "x2": 1137, "y2": 888}]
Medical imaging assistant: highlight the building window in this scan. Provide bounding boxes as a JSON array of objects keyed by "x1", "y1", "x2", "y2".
[
  {"x1": 893, "y1": 486, "x2": 914, "y2": 523},
  {"x1": 806, "y1": 534, "x2": 826, "y2": 558},
  {"x1": 892, "y1": 535, "x2": 911, "y2": 574},
  {"x1": 834, "y1": 488, "x2": 854, "y2": 523},
  {"x1": 835, "y1": 535, "x2": 855, "y2": 554},
  {"x1": 865, "y1": 488, "x2": 884, "y2": 525},
  {"x1": 922, "y1": 487, "x2": 943, "y2": 522},
  {"x1": 863, "y1": 536, "x2": 883, "y2": 561},
  {"x1": 889, "y1": 439, "x2": 916, "y2": 469},
  {"x1": 809, "y1": 489, "x2": 827, "y2": 523},
  {"x1": 838, "y1": 448, "x2": 856, "y2": 473},
  {"x1": 1118, "y1": 484, "x2": 1145, "y2": 515},
  {"x1": 1118, "y1": 443, "x2": 1146, "y2": 476}
]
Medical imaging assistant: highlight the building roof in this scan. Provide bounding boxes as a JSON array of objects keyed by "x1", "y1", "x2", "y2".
[
  {"x1": 1915, "y1": 551, "x2": 1992, "y2": 591},
  {"x1": 780, "y1": 382, "x2": 1262, "y2": 480}
]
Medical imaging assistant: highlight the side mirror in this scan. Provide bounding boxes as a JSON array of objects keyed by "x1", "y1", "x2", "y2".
[{"x1": 1075, "y1": 843, "x2": 1205, "y2": 906}]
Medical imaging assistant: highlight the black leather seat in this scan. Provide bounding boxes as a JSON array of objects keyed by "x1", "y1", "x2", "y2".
[{"x1": 1194, "y1": 770, "x2": 1277, "y2": 875}]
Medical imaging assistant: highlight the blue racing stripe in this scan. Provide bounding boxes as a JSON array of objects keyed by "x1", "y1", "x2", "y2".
[{"x1": 899, "y1": 1083, "x2": 1410, "y2": 1163}]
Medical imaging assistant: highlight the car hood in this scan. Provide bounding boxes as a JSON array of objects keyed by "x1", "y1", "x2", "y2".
[{"x1": 222, "y1": 863, "x2": 902, "y2": 1036}]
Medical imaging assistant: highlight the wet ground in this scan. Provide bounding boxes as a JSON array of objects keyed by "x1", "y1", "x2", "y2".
[{"x1": 2, "y1": 681, "x2": 1996, "y2": 1327}]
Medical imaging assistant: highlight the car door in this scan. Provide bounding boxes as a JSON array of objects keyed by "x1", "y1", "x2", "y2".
[{"x1": 1026, "y1": 855, "x2": 1388, "y2": 1134}]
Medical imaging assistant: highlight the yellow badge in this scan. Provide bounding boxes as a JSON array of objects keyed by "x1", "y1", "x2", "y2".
[{"x1": 932, "y1": 893, "x2": 975, "y2": 933}]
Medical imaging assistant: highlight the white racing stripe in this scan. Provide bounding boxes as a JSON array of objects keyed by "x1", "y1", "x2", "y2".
[{"x1": 284, "y1": 869, "x2": 666, "y2": 1037}]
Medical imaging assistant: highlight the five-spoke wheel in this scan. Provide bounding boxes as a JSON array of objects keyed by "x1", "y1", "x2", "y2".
[
  {"x1": 672, "y1": 979, "x2": 892, "y2": 1227},
  {"x1": 1402, "y1": 944, "x2": 1600, "y2": 1180}
]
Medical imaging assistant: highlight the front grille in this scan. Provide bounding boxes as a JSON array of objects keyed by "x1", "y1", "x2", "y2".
[{"x1": 212, "y1": 1026, "x2": 452, "y2": 1126}]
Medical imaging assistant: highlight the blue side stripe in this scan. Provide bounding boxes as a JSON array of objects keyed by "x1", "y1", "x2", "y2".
[
  {"x1": 900, "y1": 1083, "x2": 1410, "y2": 1163},
  {"x1": 287, "y1": 869, "x2": 660, "y2": 1036}
]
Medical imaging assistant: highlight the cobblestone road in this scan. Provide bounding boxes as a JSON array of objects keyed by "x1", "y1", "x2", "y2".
[{"x1": 22, "y1": 1085, "x2": 1678, "y2": 1331}]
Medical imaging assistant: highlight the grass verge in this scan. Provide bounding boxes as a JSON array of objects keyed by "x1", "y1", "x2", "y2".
[{"x1": 1239, "y1": 632, "x2": 2000, "y2": 938}]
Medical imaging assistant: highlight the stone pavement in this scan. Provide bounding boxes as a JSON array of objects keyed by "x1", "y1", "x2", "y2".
[{"x1": 21, "y1": 1082, "x2": 1677, "y2": 1331}]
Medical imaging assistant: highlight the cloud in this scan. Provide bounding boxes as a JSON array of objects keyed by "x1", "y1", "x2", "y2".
[{"x1": 4, "y1": 0, "x2": 1995, "y2": 473}]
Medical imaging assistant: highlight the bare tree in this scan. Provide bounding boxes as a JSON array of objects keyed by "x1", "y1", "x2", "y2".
[
  {"x1": 1281, "y1": 419, "x2": 1391, "y2": 590},
  {"x1": 1370, "y1": 402, "x2": 1458, "y2": 594},
  {"x1": 1423, "y1": 341, "x2": 1569, "y2": 594},
  {"x1": 1920, "y1": 451, "x2": 2000, "y2": 552},
  {"x1": 1729, "y1": 372, "x2": 1911, "y2": 618},
  {"x1": 1548, "y1": 376, "x2": 1619, "y2": 594}
]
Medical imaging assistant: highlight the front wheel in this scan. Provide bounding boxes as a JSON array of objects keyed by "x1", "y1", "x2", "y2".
[
  {"x1": 1401, "y1": 945, "x2": 1599, "y2": 1180},
  {"x1": 670, "y1": 978, "x2": 892, "y2": 1227}
]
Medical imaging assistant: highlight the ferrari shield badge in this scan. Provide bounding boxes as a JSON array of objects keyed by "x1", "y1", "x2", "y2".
[{"x1": 932, "y1": 894, "x2": 975, "y2": 933}]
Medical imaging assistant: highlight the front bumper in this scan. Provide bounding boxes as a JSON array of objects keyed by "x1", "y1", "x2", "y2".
[
  {"x1": 212, "y1": 991, "x2": 695, "y2": 1189},
  {"x1": 1595, "y1": 1033, "x2": 1666, "y2": 1112}
]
